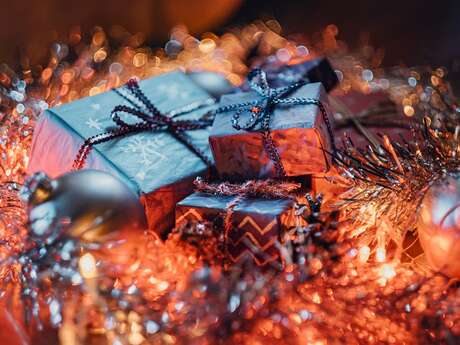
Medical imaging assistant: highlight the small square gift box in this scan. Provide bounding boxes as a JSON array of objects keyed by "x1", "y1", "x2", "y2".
[
  {"x1": 176, "y1": 191, "x2": 298, "y2": 267},
  {"x1": 256, "y1": 57, "x2": 338, "y2": 92},
  {"x1": 209, "y1": 69, "x2": 336, "y2": 180},
  {"x1": 27, "y1": 71, "x2": 216, "y2": 235}
]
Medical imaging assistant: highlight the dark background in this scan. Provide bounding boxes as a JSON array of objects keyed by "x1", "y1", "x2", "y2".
[
  {"x1": 1, "y1": 0, "x2": 459, "y2": 68},
  {"x1": 230, "y1": 0, "x2": 460, "y2": 67}
]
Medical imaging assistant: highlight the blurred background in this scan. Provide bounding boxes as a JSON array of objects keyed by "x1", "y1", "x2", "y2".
[{"x1": 1, "y1": 0, "x2": 459, "y2": 68}]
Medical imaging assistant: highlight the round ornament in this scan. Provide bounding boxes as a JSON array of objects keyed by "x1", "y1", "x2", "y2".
[
  {"x1": 21, "y1": 170, "x2": 147, "y2": 242},
  {"x1": 417, "y1": 173, "x2": 460, "y2": 277}
]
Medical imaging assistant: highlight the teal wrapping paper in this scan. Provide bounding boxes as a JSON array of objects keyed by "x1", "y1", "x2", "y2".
[{"x1": 28, "y1": 71, "x2": 216, "y2": 235}]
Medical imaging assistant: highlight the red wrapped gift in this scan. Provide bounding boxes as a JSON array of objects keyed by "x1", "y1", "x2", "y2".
[{"x1": 209, "y1": 69, "x2": 336, "y2": 180}]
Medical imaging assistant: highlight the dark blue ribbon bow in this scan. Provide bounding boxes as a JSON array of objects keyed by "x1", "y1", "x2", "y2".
[
  {"x1": 73, "y1": 79, "x2": 214, "y2": 170},
  {"x1": 215, "y1": 69, "x2": 335, "y2": 177}
]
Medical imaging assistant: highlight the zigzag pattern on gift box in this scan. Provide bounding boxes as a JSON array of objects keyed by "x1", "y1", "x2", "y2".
[
  {"x1": 226, "y1": 217, "x2": 277, "y2": 247},
  {"x1": 175, "y1": 208, "x2": 204, "y2": 226},
  {"x1": 177, "y1": 209, "x2": 282, "y2": 266},
  {"x1": 226, "y1": 238, "x2": 280, "y2": 266},
  {"x1": 226, "y1": 216, "x2": 281, "y2": 266}
]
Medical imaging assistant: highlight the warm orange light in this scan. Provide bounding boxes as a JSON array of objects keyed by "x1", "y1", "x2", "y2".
[{"x1": 79, "y1": 253, "x2": 97, "y2": 279}]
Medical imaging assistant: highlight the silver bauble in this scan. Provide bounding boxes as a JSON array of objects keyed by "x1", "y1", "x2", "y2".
[
  {"x1": 21, "y1": 170, "x2": 147, "y2": 242},
  {"x1": 417, "y1": 173, "x2": 460, "y2": 277}
]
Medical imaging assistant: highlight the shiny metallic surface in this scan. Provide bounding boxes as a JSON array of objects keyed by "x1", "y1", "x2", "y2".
[
  {"x1": 25, "y1": 170, "x2": 147, "y2": 242},
  {"x1": 418, "y1": 174, "x2": 460, "y2": 277}
]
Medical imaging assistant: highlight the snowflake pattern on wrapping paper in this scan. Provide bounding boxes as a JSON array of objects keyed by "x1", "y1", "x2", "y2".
[
  {"x1": 85, "y1": 117, "x2": 103, "y2": 130},
  {"x1": 120, "y1": 135, "x2": 167, "y2": 181}
]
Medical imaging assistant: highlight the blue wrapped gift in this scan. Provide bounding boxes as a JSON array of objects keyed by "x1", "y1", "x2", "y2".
[{"x1": 28, "y1": 71, "x2": 216, "y2": 235}]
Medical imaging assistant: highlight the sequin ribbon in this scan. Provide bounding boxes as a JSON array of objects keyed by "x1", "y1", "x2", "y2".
[
  {"x1": 214, "y1": 68, "x2": 335, "y2": 177},
  {"x1": 73, "y1": 79, "x2": 214, "y2": 170}
]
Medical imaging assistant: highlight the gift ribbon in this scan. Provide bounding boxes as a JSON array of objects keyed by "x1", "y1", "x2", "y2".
[
  {"x1": 214, "y1": 69, "x2": 336, "y2": 177},
  {"x1": 194, "y1": 178, "x2": 301, "y2": 234},
  {"x1": 193, "y1": 178, "x2": 304, "y2": 266},
  {"x1": 73, "y1": 79, "x2": 214, "y2": 170}
]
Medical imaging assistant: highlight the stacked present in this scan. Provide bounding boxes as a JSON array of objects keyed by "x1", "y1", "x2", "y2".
[
  {"x1": 28, "y1": 71, "x2": 216, "y2": 235},
  {"x1": 28, "y1": 56, "x2": 348, "y2": 267}
]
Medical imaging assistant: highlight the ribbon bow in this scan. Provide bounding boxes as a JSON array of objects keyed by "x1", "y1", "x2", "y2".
[
  {"x1": 73, "y1": 79, "x2": 214, "y2": 170},
  {"x1": 215, "y1": 69, "x2": 335, "y2": 177}
]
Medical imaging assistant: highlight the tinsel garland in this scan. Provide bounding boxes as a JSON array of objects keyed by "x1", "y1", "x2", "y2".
[{"x1": 0, "y1": 21, "x2": 459, "y2": 345}]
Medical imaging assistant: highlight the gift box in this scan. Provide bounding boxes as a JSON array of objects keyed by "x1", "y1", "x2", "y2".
[
  {"x1": 307, "y1": 91, "x2": 411, "y2": 206},
  {"x1": 175, "y1": 192, "x2": 297, "y2": 266},
  {"x1": 330, "y1": 90, "x2": 410, "y2": 150},
  {"x1": 209, "y1": 80, "x2": 336, "y2": 180},
  {"x1": 28, "y1": 71, "x2": 216, "y2": 235},
  {"x1": 258, "y1": 57, "x2": 338, "y2": 92}
]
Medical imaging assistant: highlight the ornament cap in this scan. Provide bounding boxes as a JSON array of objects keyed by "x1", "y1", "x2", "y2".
[{"x1": 20, "y1": 172, "x2": 56, "y2": 206}]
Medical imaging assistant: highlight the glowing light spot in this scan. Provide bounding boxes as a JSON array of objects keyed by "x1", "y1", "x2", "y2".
[
  {"x1": 380, "y1": 264, "x2": 396, "y2": 280},
  {"x1": 435, "y1": 67, "x2": 445, "y2": 78},
  {"x1": 128, "y1": 332, "x2": 144, "y2": 345},
  {"x1": 431, "y1": 75, "x2": 441, "y2": 86},
  {"x1": 109, "y1": 62, "x2": 123, "y2": 75},
  {"x1": 362, "y1": 69, "x2": 373, "y2": 82},
  {"x1": 79, "y1": 253, "x2": 97, "y2": 279},
  {"x1": 296, "y1": 45, "x2": 309, "y2": 56},
  {"x1": 375, "y1": 247, "x2": 386, "y2": 263},
  {"x1": 276, "y1": 48, "x2": 291, "y2": 63},
  {"x1": 157, "y1": 281, "x2": 169, "y2": 291},
  {"x1": 358, "y1": 246, "x2": 371, "y2": 263},
  {"x1": 130, "y1": 321, "x2": 142, "y2": 333},
  {"x1": 133, "y1": 53, "x2": 147, "y2": 68},
  {"x1": 94, "y1": 49, "x2": 108, "y2": 63},
  {"x1": 404, "y1": 105, "x2": 415, "y2": 117},
  {"x1": 146, "y1": 320, "x2": 159, "y2": 334},
  {"x1": 165, "y1": 40, "x2": 182, "y2": 56},
  {"x1": 59, "y1": 84, "x2": 70, "y2": 96},
  {"x1": 408, "y1": 77, "x2": 417, "y2": 87},
  {"x1": 89, "y1": 87, "x2": 102, "y2": 96},
  {"x1": 227, "y1": 73, "x2": 242, "y2": 86},
  {"x1": 198, "y1": 38, "x2": 216, "y2": 54},
  {"x1": 41, "y1": 68, "x2": 53, "y2": 82},
  {"x1": 92, "y1": 31, "x2": 106, "y2": 46},
  {"x1": 312, "y1": 292, "x2": 321, "y2": 304},
  {"x1": 378, "y1": 263, "x2": 396, "y2": 286},
  {"x1": 61, "y1": 70, "x2": 75, "y2": 84},
  {"x1": 335, "y1": 70, "x2": 344, "y2": 82},
  {"x1": 16, "y1": 104, "x2": 25, "y2": 114}
]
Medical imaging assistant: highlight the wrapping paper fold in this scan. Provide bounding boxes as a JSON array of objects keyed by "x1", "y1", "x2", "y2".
[
  {"x1": 28, "y1": 71, "x2": 216, "y2": 235},
  {"x1": 176, "y1": 192, "x2": 298, "y2": 266}
]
